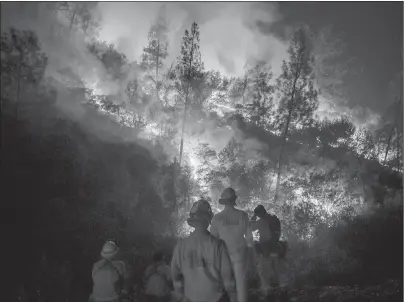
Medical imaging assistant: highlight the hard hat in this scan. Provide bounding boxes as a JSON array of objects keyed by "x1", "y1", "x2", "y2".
[
  {"x1": 219, "y1": 187, "x2": 237, "y2": 205},
  {"x1": 101, "y1": 241, "x2": 120, "y2": 259},
  {"x1": 187, "y1": 199, "x2": 214, "y2": 227}
]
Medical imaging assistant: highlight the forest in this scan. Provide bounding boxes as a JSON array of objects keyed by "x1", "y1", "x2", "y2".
[{"x1": 1, "y1": 2, "x2": 402, "y2": 302}]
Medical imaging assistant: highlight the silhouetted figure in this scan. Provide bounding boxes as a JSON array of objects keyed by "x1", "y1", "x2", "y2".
[
  {"x1": 210, "y1": 188, "x2": 253, "y2": 302},
  {"x1": 250, "y1": 205, "x2": 286, "y2": 300},
  {"x1": 89, "y1": 241, "x2": 131, "y2": 302},
  {"x1": 144, "y1": 251, "x2": 173, "y2": 302},
  {"x1": 171, "y1": 199, "x2": 238, "y2": 302}
]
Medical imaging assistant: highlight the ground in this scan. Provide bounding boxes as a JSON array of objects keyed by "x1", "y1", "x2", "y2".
[{"x1": 247, "y1": 280, "x2": 402, "y2": 302}]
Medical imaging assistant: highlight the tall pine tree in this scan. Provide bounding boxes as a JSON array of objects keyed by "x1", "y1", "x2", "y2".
[
  {"x1": 243, "y1": 63, "x2": 275, "y2": 129},
  {"x1": 273, "y1": 27, "x2": 319, "y2": 203},
  {"x1": 141, "y1": 8, "x2": 169, "y2": 102},
  {"x1": 175, "y1": 22, "x2": 204, "y2": 166}
]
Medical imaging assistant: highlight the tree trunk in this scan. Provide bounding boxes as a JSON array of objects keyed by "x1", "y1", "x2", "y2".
[
  {"x1": 179, "y1": 109, "x2": 186, "y2": 166},
  {"x1": 156, "y1": 40, "x2": 160, "y2": 101},
  {"x1": 178, "y1": 34, "x2": 195, "y2": 168},
  {"x1": 273, "y1": 56, "x2": 303, "y2": 203}
]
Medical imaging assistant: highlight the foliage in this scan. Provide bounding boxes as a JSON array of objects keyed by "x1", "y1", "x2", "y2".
[
  {"x1": 1, "y1": 28, "x2": 48, "y2": 109},
  {"x1": 55, "y1": 1, "x2": 99, "y2": 35},
  {"x1": 234, "y1": 63, "x2": 275, "y2": 129},
  {"x1": 175, "y1": 22, "x2": 205, "y2": 107},
  {"x1": 285, "y1": 204, "x2": 403, "y2": 287},
  {"x1": 275, "y1": 27, "x2": 319, "y2": 133},
  {"x1": 1, "y1": 9, "x2": 402, "y2": 301}
]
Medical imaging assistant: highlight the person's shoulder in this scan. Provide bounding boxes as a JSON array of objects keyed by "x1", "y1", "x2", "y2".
[
  {"x1": 111, "y1": 259, "x2": 125, "y2": 272},
  {"x1": 268, "y1": 214, "x2": 280, "y2": 224},
  {"x1": 269, "y1": 213, "x2": 280, "y2": 220},
  {"x1": 237, "y1": 208, "x2": 248, "y2": 215},
  {"x1": 212, "y1": 210, "x2": 224, "y2": 219},
  {"x1": 93, "y1": 259, "x2": 105, "y2": 271},
  {"x1": 236, "y1": 208, "x2": 249, "y2": 217}
]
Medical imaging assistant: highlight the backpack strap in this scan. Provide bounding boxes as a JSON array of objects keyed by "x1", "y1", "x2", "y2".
[
  {"x1": 93, "y1": 259, "x2": 124, "y2": 293},
  {"x1": 108, "y1": 260, "x2": 124, "y2": 292}
]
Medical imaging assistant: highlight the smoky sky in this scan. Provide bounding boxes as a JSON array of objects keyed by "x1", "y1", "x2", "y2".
[
  {"x1": 274, "y1": 2, "x2": 403, "y2": 122},
  {"x1": 95, "y1": 2, "x2": 402, "y2": 127},
  {"x1": 1, "y1": 2, "x2": 402, "y2": 128},
  {"x1": 96, "y1": 2, "x2": 288, "y2": 78}
]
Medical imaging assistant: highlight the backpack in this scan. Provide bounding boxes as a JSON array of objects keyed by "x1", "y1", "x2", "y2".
[
  {"x1": 255, "y1": 214, "x2": 288, "y2": 258},
  {"x1": 266, "y1": 214, "x2": 281, "y2": 242},
  {"x1": 144, "y1": 263, "x2": 172, "y2": 297},
  {"x1": 93, "y1": 259, "x2": 124, "y2": 296}
]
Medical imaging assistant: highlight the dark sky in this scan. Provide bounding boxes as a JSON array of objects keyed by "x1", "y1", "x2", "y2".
[{"x1": 277, "y1": 2, "x2": 403, "y2": 117}]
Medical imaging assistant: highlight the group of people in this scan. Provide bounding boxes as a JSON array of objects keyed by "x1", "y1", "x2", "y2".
[{"x1": 89, "y1": 187, "x2": 287, "y2": 302}]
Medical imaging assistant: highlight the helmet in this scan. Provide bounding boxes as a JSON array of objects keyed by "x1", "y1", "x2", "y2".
[
  {"x1": 101, "y1": 241, "x2": 120, "y2": 259},
  {"x1": 187, "y1": 199, "x2": 214, "y2": 227},
  {"x1": 219, "y1": 187, "x2": 237, "y2": 205}
]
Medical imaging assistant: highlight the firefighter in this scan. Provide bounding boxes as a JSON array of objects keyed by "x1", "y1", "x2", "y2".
[
  {"x1": 250, "y1": 205, "x2": 286, "y2": 300},
  {"x1": 89, "y1": 241, "x2": 132, "y2": 302},
  {"x1": 171, "y1": 199, "x2": 238, "y2": 302},
  {"x1": 210, "y1": 188, "x2": 253, "y2": 302}
]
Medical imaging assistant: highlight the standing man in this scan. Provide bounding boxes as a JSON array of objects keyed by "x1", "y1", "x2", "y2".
[
  {"x1": 90, "y1": 241, "x2": 132, "y2": 302},
  {"x1": 210, "y1": 188, "x2": 254, "y2": 302},
  {"x1": 250, "y1": 205, "x2": 284, "y2": 300},
  {"x1": 171, "y1": 199, "x2": 238, "y2": 302}
]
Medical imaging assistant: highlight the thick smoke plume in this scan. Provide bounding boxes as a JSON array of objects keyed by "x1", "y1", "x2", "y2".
[
  {"x1": 96, "y1": 2, "x2": 289, "y2": 78},
  {"x1": 1, "y1": 2, "x2": 382, "y2": 165}
]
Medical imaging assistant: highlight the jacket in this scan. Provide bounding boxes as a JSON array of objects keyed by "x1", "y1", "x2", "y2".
[
  {"x1": 92, "y1": 259, "x2": 126, "y2": 301},
  {"x1": 144, "y1": 263, "x2": 172, "y2": 297},
  {"x1": 250, "y1": 213, "x2": 281, "y2": 243},
  {"x1": 171, "y1": 229, "x2": 237, "y2": 302},
  {"x1": 210, "y1": 207, "x2": 253, "y2": 262}
]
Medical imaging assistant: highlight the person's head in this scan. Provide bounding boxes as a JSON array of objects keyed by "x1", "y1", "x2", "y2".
[
  {"x1": 101, "y1": 241, "x2": 120, "y2": 260},
  {"x1": 253, "y1": 204, "x2": 267, "y2": 219},
  {"x1": 152, "y1": 251, "x2": 164, "y2": 263},
  {"x1": 218, "y1": 187, "x2": 237, "y2": 206},
  {"x1": 187, "y1": 199, "x2": 214, "y2": 230}
]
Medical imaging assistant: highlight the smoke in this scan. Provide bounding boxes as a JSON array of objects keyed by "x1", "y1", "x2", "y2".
[
  {"x1": 316, "y1": 95, "x2": 380, "y2": 129},
  {"x1": 93, "y1": 2, "x2": 291, "y2": 165},
  {"x1": 96, "y1": 2, "x2": 289, "y2": 78},
  {"x1": 1, "y1": 2, "x2": 147, "y2": 144},
  {"x1": 1, "y1": 2, "x2": 382, "y2": 166}
]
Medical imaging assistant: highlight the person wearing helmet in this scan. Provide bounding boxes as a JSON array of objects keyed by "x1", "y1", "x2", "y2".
[
  {"x1": 250, "y1": 205, "x2": 284, "y2": 300},
  {"x1": 171, "y1": 199, "x2": 237, "y2": 302},
  {"x1": 210, "y1": 188, "x2": 253, "y2": 302},
  {"x1": 89, "y1": 241, "x2": 131, "y2": 302}
]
